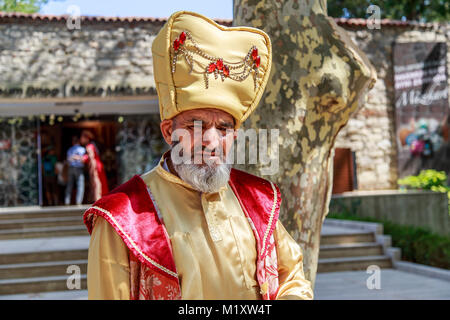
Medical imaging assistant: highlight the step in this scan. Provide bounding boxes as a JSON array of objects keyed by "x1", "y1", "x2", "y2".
[
  {"x1": 0, "y1": 289, "x2": 88, "y2": 300},
  {"x1": 0, "y1": 235, "x2": 90, "y2": 254},
  {"x1": 319, "y1": 242, "x2": 384, "y2": 259},
  {"x1": 320, "y1": 232, "x2": 375, "y2": 245},
  {"x1": 0, "y1": 275, "x2": 87, "y2": 295},
  {"x1": 0, "y1": 216, "x2": 85, "y2": 230},
  {"x1": 0, "y1": 206, "x2": 88, "y2": 221},
  {"x1": 317, "y1": 255, "x2": 393, "y2": 273},
  {"x1": 0, "y1": 225, "x2": 89, "y2": 240},
  {"x1": 0, "y1": 249, "x2": 88, "y2": 265},
  {"x1": 0, "y1": 260, "x2": 88, "y2": 280},
  {"x1": 0, "y1": 236, "x2": 90, "y2": 265}
]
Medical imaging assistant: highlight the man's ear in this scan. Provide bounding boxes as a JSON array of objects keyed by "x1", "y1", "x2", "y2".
[{"x1": 160, "y1": 119, "x2": 174, "y2": 145}]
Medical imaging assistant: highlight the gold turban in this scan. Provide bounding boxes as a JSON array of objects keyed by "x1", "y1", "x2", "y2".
[{"x1": 151, "y1": 11, "x2": 272, "y2": 128}]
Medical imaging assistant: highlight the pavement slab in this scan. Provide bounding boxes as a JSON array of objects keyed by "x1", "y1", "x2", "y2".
[{"x1": 314, "y1": 268, "x2": 450, "y2": 300}]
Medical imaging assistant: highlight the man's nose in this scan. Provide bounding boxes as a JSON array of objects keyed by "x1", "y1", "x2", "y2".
[{"x1": 202, "y1": 127, "x2": 221, "y2": 149}]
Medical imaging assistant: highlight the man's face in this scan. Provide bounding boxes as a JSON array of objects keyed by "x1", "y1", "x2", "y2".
[
  {"x1": 161, "y1": 108, "x2": 236, "y2": 166},
  {"x1": 79, "y1": 135, "x2": 88, "y2": 146}
]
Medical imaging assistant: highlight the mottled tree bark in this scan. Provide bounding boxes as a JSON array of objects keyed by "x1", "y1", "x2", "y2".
[{"x1": 233, "y1": 0, "x2": 377, "y2": 288}]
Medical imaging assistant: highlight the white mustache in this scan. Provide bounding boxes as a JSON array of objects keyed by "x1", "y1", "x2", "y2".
[{"x1": 170, "y1": 147, "x2": 231, "y2": 193}]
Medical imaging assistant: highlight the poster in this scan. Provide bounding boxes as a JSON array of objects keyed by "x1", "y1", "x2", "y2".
[{"x1": 393, "y1": 42, "x2": 449, "y2": 179}]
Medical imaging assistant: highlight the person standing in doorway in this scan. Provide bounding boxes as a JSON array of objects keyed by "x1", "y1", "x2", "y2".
[
  {"x1": 80, "y1": 130, "x2": 109, "y2": 203},
  {"x1": 65, "y1": 135, "x2": 86, "y2": 205},
  {"x1": 43, "y1": 146, "x2": 58, "y2": 206}
]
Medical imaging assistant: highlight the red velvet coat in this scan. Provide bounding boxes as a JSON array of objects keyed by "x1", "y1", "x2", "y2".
[{"x1": 84, "y1": 168, "x2": 282, "y2": 300}]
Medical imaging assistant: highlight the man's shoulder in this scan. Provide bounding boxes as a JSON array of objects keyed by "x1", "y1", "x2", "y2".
[
  {"x1": 116, "y1": 173, "x2": 150, "y2": 193},
  {"x1": 90, "y1": 166, "x2": 161, "y2": 209},
  {"x1": 230, "y1": 168, "x2": 278, "y2": 189},
  {"x1": 139, "y1": 166, "x2": 159, "y2": 186},
  {"x1": 229, "y1": 168, "x2": 281, "y2": 211},
  {"x1": 91, "y1": 175, "x2": 148, "y2": 209},
  {"x1": 83, "y1": 173, "x2": 155, "y2": 234}
]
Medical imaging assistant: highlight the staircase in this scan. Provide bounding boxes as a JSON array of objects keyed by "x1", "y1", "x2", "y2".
[
  {"x1": 0, "y1": 206, "x2": 89, "y2": 297},
  {"x1": 0, "y1": 206, "x2": 89, "y2": 240},
  {"x1": 318, "y1": 219, "x2": 394, "y2": 273},
  {"x1": 0, "y1": 207, "x2": 398, "y2": 298}
]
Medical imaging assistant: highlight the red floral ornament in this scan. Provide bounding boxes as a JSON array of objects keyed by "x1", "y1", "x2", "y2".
[
  {"x1": 208, "y1": 63, "x2": 216, "y2": 73},
  {"x1": 171, "y1": 30, "x2": 260, "y2": 89},
  {"x1": 254, "y1": 56, "x2": 261, "y2": 68},
  {"x1": 251, "y1": 47, "x2": 261, "y2": 68},
  {"x1": 207, "y1": 60, "x2": 230, "y2": 78},
  {"x1": 216, "y1": 59, "x2": 224, "y2": 71},
  {"x1": 173, "y1": 32, "x2": 186, "y2": 51},
  {"x1": 252, "y1": 48, "x2": 258, "y2": 60},
  {"x1": 179, "y1": 31, "x2": 186, "y2": 44},
  {"x1": 173, "y1": 39, "x2": 180, "y2": 51}
]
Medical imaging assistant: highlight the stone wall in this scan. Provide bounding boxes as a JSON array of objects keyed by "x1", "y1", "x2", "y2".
[
  {"x1": 334, "y1": 23, "x2": 450, "y2": 190},
  {"x1": 329, "y1": 190, "x2": 450, "y2": 236},
  {"x1": 1, "y1": 15, "x2": 448, "y2": 191},
  {"x1": 0, "y1": 18, "x2": 163, "y2": 99}
]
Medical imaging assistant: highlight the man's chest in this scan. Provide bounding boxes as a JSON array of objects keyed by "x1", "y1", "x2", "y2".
[{"x1": 148, "y1": 182, "x2": 261, "y2": 298}]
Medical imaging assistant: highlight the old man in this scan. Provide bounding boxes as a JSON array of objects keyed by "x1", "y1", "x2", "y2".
[{"x1": 84, "y1": 11, "x2": 313, "y2": 300}]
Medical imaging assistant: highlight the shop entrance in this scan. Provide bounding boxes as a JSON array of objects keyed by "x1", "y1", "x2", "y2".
[
  {"x1": 40, "y1": 117, "x2": 119, "y2": 206},
  {"x1": 0, "y1": 113, "x2": 166, "y2": 208}
]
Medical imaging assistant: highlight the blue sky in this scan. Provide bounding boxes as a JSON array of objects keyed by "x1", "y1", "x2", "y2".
[{"x1": 40, "y1": 0, "x2": 233, "y2": 19}]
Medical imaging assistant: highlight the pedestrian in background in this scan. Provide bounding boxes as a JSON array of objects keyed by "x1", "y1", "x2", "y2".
[
  {"x1": 65, "y1": 135, "x2": 86, "y2": 205},
  {"x1": 80, "y1": 130, "x2": 109, "y2": 203},
  {"x1": 42, "y1": 145, "x2": 58, "y2": 206}
]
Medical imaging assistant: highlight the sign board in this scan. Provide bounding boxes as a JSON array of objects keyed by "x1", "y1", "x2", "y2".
[
  {"x1": 0, "y1": 82, "x2": 156, "y2": 99},
  {"x1": 393, "y1": 42, "x2": 449, "y2": 179}
]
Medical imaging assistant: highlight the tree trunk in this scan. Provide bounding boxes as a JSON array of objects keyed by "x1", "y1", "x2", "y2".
[{"x1": 233, "y1": 0, "x2": 377, "y2": 288}]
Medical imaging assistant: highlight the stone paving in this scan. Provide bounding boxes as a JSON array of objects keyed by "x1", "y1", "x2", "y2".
[
  {"x1": 314, "y1": 268, "x2": 450, "y2": 300},
  {"x1": 5, "y1": 268, "x2": 450, "y2": 300},
  {"x1": 1, "y1": 221, "x2": 448, "y2": 300},
  {"x1": 0, "y1": 290, "x2": 88, "y2": 300},
  {"x1": 316, "y1": 223, "x2": 450, "y2": 299}
]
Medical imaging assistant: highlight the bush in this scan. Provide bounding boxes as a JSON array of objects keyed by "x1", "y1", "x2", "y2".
[
  {"x1": 398, "y1": 169, "x2": 450, "y2": 216},
  {"x1": 327, "y1": 212, "x2": 450, "y2": 270},
  {"x1": 398, "y1": 169, "x2": 448, "y2": 190}
]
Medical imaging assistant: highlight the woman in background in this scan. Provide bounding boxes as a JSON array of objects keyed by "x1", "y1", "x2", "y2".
[{"x1": 80, "y1": 130, "x2": 109, "y2": 202}]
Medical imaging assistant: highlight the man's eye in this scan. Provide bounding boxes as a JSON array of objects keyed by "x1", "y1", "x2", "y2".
[{"x1": 187, "y1": 123, "x2": 204, "y2": 128}]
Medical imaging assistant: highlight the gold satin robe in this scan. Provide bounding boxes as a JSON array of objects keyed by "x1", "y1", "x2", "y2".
[{"x1": 87, "y1": 157, "x2": 314, "y2": 300}]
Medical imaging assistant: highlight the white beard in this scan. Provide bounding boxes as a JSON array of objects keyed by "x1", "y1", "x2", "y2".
[{"x1": 170, "y1": 147, "x2": 231, "y2": 193}]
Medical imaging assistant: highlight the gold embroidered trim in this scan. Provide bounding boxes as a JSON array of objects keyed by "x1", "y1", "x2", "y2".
[
  {"x1": 171, "y1": 30, "x2": 261, "y2": 90},
  {"x1": 261, "y1": 182, "x2": 277, "y2": 256},
  {"x1": 90, "y1": 205, "x2": 178, "y2": 279}
]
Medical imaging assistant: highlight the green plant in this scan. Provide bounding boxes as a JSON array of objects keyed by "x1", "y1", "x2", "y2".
[
  {"x1": 328, "y1": 212, "x2": 450, "y2": 269},
  {"x1": 0, "y1": 0, "x2": 52, "y2": 13},
  {"x1": 398, "y1": 169, "x2": 450, "y2": 216}
]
